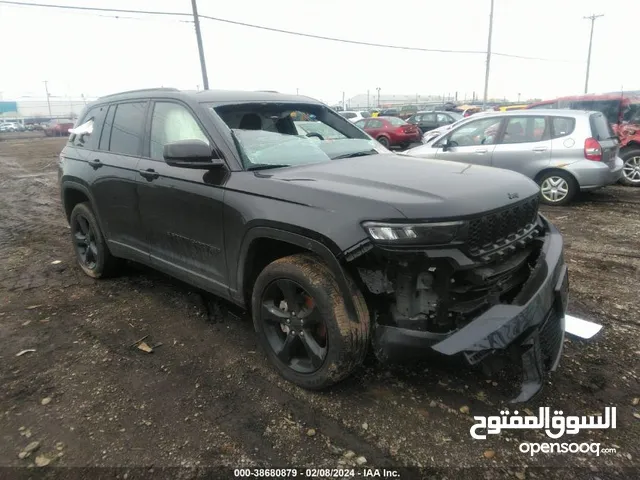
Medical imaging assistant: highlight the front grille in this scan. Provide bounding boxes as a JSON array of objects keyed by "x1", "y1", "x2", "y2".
[
  {"x1": 540, "y1": 310, "x2": 563, "y2": 369},
  {"x1": 468, "y1": 196, "x2": 539, "y2": 256}
]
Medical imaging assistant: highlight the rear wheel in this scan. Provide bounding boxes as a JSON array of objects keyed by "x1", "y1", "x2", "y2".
[
  {"x1": 251, "y1": 254, "x2": 370, "y2": 389},
  {"x1": 620, "y1": 148, "x2": 640, "y2": 187},
  {"x1": 376, "y1": 136, "x2": 390, "y2": 148},
  {"x1": 69, "y1": 202, "x2": 120, "y2": 278},
  {"x1": 537, "y1": 171, "x2": 577, "y2": 206}
]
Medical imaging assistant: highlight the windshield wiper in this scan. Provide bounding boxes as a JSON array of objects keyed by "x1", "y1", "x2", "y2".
[
  {"x1": 246, "y1": 164, "x2": 290, "y2": 171},
  {"x1": 332, "y1": 149, "x2": 379, "y2": 160}
]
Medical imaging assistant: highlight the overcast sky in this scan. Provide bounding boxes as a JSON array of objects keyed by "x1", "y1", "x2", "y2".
[{"x1": 0, "y1": 0, "x2": 637, "y2": 104}]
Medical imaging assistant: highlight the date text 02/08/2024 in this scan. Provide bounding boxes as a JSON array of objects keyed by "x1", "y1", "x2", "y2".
[{"x1": 233, "y1": 468, "x2": 401, "y2": 477}]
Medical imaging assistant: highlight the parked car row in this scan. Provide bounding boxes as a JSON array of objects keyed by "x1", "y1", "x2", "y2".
[
  {"x1": 0, "y1": 120, "x2": 74, "y2": 135},
  {"x1": 0, "y1": 122, "x2": 25, "y2": 132}
]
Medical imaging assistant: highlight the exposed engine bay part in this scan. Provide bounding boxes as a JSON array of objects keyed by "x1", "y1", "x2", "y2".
[
  {"x1": 351, "y1": 215, "x2": 569, "y2": 403},
  {"x1": 356, "y1": 240, "x2": 542, "y2": 335}
]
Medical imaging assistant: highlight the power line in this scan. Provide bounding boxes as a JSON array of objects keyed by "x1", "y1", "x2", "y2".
[{"x1": 0, "y1": 0, "x2": 578, "y2": 62}]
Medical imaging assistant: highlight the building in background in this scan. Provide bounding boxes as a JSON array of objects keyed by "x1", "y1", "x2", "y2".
[
  {"x1": 345, "y1": 93, "x2": 463, "y2": 109},
  {"x1": 0, "y1": 96, "x2": 94, "y2": 123}
]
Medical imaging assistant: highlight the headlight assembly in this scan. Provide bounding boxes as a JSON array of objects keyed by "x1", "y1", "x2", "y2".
[{"x1": 362, "y1": 220, "x2": 466, "y2": 245}]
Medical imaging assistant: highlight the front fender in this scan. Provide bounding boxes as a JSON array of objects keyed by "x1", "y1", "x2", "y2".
[{"x1": 235, "y1": 226, "x2": 359, "y2": 321}]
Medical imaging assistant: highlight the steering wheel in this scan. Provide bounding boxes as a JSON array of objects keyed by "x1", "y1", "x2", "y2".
[{"x1": 306, "y1": 132, "x2": 324, "y2": 140}]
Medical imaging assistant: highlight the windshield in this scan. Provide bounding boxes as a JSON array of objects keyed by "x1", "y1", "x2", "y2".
[
  {"x1": 232, "y1": 129, "x2": 382, "y2": 168},
  {"x1": 209, "y1": 102, "x2": 388, "y2": 169},
  {"x1": 449, "y1": 112, "x2": 463, "y2": 121}
]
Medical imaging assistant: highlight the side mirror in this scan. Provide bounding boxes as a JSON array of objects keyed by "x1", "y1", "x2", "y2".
[
  {"x1": 163, "y1": 140, "x2": 224, "y2": 169},
  {"x1": 440, "y1": 138, "x2": 451, "y2": 151}
]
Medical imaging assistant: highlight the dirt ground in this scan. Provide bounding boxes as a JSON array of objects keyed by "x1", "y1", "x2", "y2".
[{"x1": 0, "y1": 134, "x2": 638, "y2": 479}]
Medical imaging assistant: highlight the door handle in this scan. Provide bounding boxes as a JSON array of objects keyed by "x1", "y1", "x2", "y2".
[
  {"x1": 89, "y1": 158, "x2": 103, "y2": 169},
  {"x1": 532, "y1": 147, "x2": 548, "y2": 152},
  {"x1": 139, "y1": 168, "x2": 159, "y2": 180},
  {"x1": 474, "y1": 148, "x2": 488, "y2": 154}
]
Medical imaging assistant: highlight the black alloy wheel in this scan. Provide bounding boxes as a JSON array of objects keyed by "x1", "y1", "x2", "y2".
[
  {"x1": 260, "y1": 278, "x2": 328, "y2": 373},
  {"x1": 69, "y1": 202, "x2": 120, "y2": 278},
  {"x1": 72, "y1": 213, "x2": 99, "y2": 271}
]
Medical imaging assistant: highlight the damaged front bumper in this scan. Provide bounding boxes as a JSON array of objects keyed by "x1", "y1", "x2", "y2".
[{"x1": 372, "y1": 216, "x2": 568, "y2": 403}]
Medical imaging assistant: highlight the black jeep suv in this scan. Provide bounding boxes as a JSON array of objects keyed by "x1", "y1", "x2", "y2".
[{"x1": 59, "y1": 88, "x2": 569, "y2": 402}]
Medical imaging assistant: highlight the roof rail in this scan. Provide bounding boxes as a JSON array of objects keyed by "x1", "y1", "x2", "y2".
[
  {"x1": 255, "y1": 90, "x2": 279, "y2": 93},
  {"x1": 98, "y1": 87, "x2": 179, "y2": 99}
]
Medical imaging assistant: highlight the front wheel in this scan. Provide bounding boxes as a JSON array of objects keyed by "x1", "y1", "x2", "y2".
[
  {"x1": 251, "y1": 254, "x2": 370, "y2": 390},
  {"x1": 620, "y1": 148, "x2": 640, "y2": 187},
  {"x1": 537, "y1": 171, "x2": 578, "y2": 206}
]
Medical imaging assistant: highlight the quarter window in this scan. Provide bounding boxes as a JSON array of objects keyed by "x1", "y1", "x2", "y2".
[
  {"x1": 108, "y1": 102, "x2": 147, "y2": 156},
  {"x1": 150, "y1": 102, "x2": 209, "y2": 161},
  {"x1": 551, "y1": 117, "x2": 576, "y2": 138},
  {"x1": 69, "y1": 105, "x2": 104, "y2": 149}
]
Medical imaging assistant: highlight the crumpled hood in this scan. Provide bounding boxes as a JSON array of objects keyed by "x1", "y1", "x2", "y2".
[{"x1": 264, "y1": 154, "x2": 540, "y2": 219}]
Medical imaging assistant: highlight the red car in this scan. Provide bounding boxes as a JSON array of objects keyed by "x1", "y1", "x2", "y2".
[
  {"x1": 527, "y1": 93, "x2": 640, "y2": 186},
  {"x1": 354, "y1": 116, "x2": 421, "y2": 148},
  {"x1": 44, "y1": 119, "x2": 75, "y2": 137}
]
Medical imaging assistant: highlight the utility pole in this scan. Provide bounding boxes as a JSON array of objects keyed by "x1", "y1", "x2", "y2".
[
  {"x1": 342, "y1": 91, "x2": 345, "y2": 110},
  {"x1": 191, "y1": 0, "x2": 209, "y2": 90},
  {"x1": 376, "y1": 87, "x2": 381, "y2": 107},
  {"x1": 583, "y1": 14, "x2": 604, "y2": 94},
  {"x1": 43, "y1": 81, "x2": 52, "y2": 118},
  {"x1": 482, "y1": 0, "x2": 495, "y2": 109},
  {"x1": 296, "y1": 88, "x2": 299, "y2": 95},
  {"x1": 367, "y1": 90, "x2": 370, "y2": 109}
]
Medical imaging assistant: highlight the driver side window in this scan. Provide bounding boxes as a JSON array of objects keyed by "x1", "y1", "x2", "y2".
[
  {"x1": 447, "y1": 117, "x2": 502, "y2": 147},
  {"x1": 150, "y1": 102, "x2": 210, "y2": 161}
]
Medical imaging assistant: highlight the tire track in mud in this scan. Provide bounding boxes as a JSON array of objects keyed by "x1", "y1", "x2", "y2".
[{"x1": 40, "y1": 291, "x2": 396, "y2": 468}]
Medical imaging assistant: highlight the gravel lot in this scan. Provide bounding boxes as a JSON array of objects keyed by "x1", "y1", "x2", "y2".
[{"x1": 0, "y1": 134, "x2": 638, "y2": 479}]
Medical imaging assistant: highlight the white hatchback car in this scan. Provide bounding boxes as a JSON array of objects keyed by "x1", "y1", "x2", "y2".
[{"x1": 339, "y1": 111, "x2": 371, "y2": 123}]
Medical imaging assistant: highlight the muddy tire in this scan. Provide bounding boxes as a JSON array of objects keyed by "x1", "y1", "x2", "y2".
[
  {"x1": 619, "y1": 148, "x2": 640, "y2": 187},
  {"x1": 69, "y1": 202, "x2": 120, "y2": 278},
  {"x1": 251, "y1": 253, "x2": 370, "y2": 390}
]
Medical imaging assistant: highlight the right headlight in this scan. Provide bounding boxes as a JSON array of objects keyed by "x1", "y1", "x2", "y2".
[{"x1": 362, "y1": 220, "x2": 467, "y2": 245}]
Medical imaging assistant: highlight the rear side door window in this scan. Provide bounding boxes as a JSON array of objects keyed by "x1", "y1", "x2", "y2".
[
  {"x1": 149, "y1": 102, "x2": 210, "y2": 161},
  {"x1": 98, "y1": 105, "x2": 116, "y2": 151},
  {"x1": 107, "y1": 102, "x2": 147, "y2": 156},
  {"x1": 436, "y1": 113, "x2": 453, "y2": 125},
  {"x1": 500, "y1": 117, "x2": 547, "y2": 144}
]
